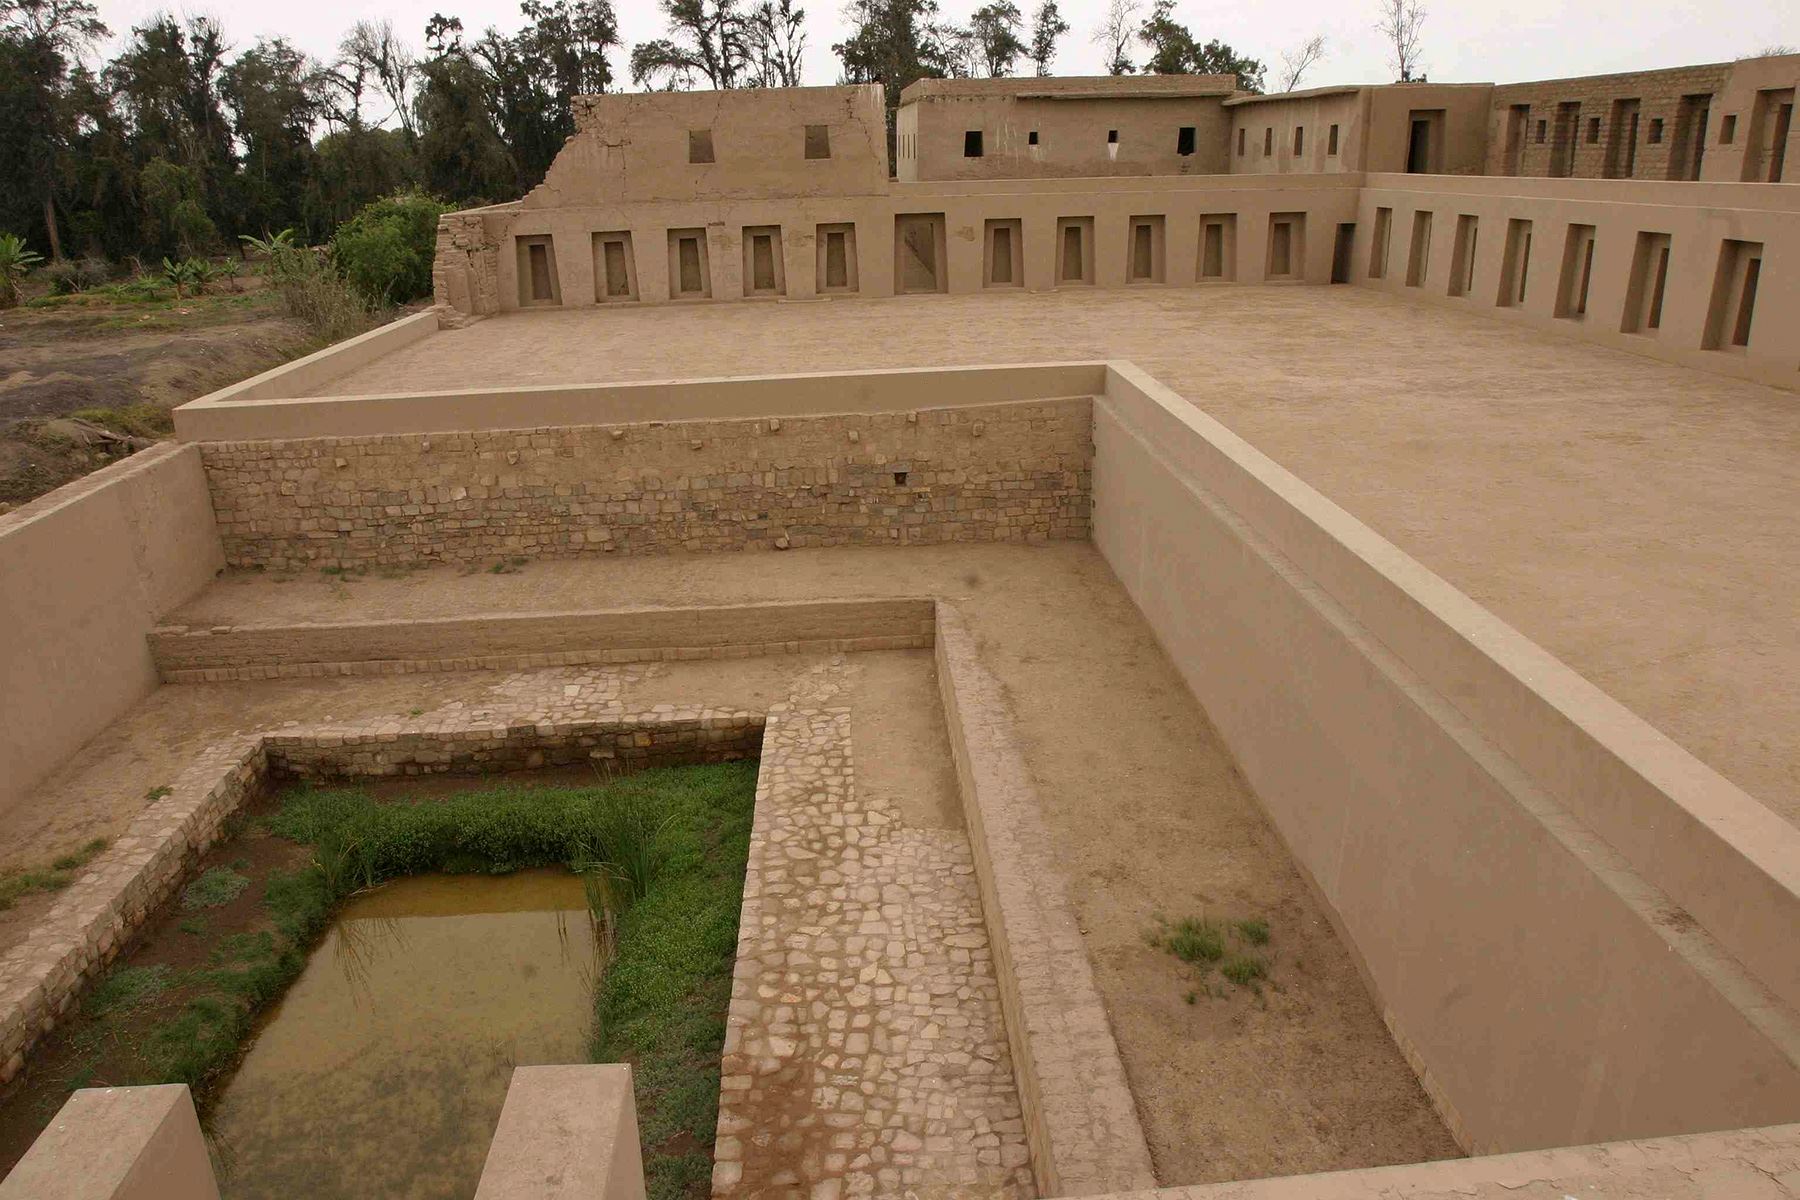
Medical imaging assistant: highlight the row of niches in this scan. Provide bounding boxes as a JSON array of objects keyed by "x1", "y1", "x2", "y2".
[
  {"x1": 511, "y1": 211, "x2": 1310, "y2": 307},
  {"x1": 1369, "y1": 205, "x2": 1766, "y2": 351}
]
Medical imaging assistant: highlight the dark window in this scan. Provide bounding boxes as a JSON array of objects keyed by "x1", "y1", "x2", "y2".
[
  {"x1": 1535, "y1": 119, "x2": 1547, "y2": 143},
  {"x1": 1586, "y1": 116, "x2": 1601, "y2": 143},
  {"x1": 1237, "y1": 128, "x2": 1245, "y2": 156},
  {"x1": 804, "y1": 124, "x2": 830, "y2": 159},
  {"x1": 1293, "y1": 125, "x2": 1304, "y2": 154},
  {"x1": 1648, "y1": 117, "x2": 1664, "y2": 144},
  {"x1": 964, "y1": 129, "x2": 984, "y2": 157},
  {"x1": 1028, "y1": 129, "x2": 1039, "y2": 145},
  {"x1": 688, "y1": 129, "x2": 714, "y2": 163},
  {"x1": 1720, "y1": 114, "x2": 1737, "y2": 143},
  {"x1": 1177, "y1": 126, "x2": 1196, "y2": 155},
  {"x1": 1328, "y1": 124, "x2": 1340, "y2": 155},
  {"x1": 1263, "y1": 127, "x2": 1272, "y2": 155},
  {"x1": 1107, "y1": 129, "x2": 1119, "y2": 144}
]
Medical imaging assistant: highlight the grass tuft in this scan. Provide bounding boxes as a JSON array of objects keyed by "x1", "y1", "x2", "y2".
[
  {"x1": 1233, "y1": 917, "x2": 1271, "y2": 946},
  {"x1": 85, "y1": 964, "x2": 173, "y2": 1018},
  {"x1": 1221, "y1": 954, "x2": 1267, "y2": 986},
  {"x1": 181, "y1": 868, "x2": 250, "y2": 910},
  {"x1": 1162, "y1": 917, "x2": 1224, "y2": 965}
]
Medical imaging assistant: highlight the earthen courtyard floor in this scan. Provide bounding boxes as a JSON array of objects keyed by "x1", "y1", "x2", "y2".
[
  {"x1": 3, "y1": 542, "x2": 1460, "y2": 1185},
  {"x1": 314, "y1": 287, "x2": 1800, "y2": 828}
]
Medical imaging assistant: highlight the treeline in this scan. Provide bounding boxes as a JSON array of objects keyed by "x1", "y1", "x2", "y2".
[{"x1": 0, "y1": 0, "x2": 1270, "y2": 265}]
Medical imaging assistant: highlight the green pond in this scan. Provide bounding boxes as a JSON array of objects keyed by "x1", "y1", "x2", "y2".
[{"x1": 209, "y1": 869, "x2": 600, "y2": 1199}]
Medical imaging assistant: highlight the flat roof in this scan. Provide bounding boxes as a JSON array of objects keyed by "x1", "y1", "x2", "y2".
[
  {"x1": 305, "y1": 288, "x2": 1800, "y2": 831},
  {"x1": 900, "y1": 75, "x2": 1238, "y2": 103}
]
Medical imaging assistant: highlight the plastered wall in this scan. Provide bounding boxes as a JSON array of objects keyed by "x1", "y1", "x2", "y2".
[
  {"x1": 0, "y1": 444, "x2": 224, "y2": 818},
  {"x1": 1352, "y1": 173, "x2": 1800, "y2": 388},
  {"x1": 1090, "y1": 363, "x2": 1800, "y2": 1152},
  {"x1": 198, "y1": 399, "x2": 1092, "y2": 569}
]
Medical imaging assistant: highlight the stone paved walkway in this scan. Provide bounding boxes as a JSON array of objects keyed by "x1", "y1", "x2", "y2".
[{"x1": 717, "y1": 706, "x2": 1033, "y2": 1200}]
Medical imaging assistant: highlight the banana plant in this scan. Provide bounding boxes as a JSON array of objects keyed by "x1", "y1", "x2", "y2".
[{"x1": 0, "y1": 234, "x2": 44, "y2": 308}]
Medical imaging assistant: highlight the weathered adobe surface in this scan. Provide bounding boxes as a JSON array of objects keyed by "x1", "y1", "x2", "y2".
[{"x1": 199, "y1": 400, "x2": 1091, "y2": 569}]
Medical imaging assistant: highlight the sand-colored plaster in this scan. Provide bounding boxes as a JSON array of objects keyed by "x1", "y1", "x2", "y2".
[
  {"x1": 308, "y1": 290, "x2": 1800, "y2": 829},
  {"x1": 156, "y1": 543, "x2": 1462, "y2": 1182}
]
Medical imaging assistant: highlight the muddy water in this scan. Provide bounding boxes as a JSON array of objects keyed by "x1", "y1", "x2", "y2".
[{"x1": 210, "y1": 870, "x2": 600, "y2": 1199}]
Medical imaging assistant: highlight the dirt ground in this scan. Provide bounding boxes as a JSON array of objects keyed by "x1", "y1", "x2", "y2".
[
  {"x1": 0, "y1": 288, "x2": 310, "y2": 505},
  {"x1": 12, "y1": 543, "x2": 1465, "y2": 1183}
]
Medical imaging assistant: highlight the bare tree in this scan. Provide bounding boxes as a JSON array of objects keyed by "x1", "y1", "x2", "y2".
[
  {"x1": 1090, "y1": 0, "x2": 1139, "y2": 75},
  {"x1": 1742, "y1": 44, "x2": 1796, "y2": 58},
  {"x1": 746, "y1": 0, "x2": 805, "y2": 86},
  {"x1": 335, "y1": 19, "x2": 416, "y2": 135},
  {"x1": 1375, "y1": 0, "x2": 1425, "y2": 82},
  {"x1": 1276, "y1": 33, "x2": 1325, "y2": 92}
]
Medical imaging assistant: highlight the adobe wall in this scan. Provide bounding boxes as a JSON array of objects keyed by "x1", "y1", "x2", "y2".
[
  {"x1": 898, "y1": 78, "x2": 1235, "y2": 181},
  {"x1": 1487, "y1": 62, "x2": 1735, "y2": 179},
  {"x1": 197, "y1": 399, "x2": 1092, "y2": 569},
  {"x1": 0, "y1": 444, "x2": 224, "y2": 819},
  {"x1": 1352, "y1": 173, "x2": 1800, "y2": 389},
  {"x1": 1090, "y1": 362, "x2": 1800, "y2": 1152},
  {"x1": 1225, "y1": 89, "x2": 1366, "y2": 174},
  {"x1": 1364, "y1": 85, "x2": 1493, "y2": 175}
]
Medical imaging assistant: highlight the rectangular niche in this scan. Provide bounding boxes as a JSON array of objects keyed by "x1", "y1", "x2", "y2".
[
  {"x1": 1056, "y1": 216, "x2": 1095, "y2": 286},
  {"x1": 1554, "y1": 223, "x2": 1597, "y2": 319},
  {"x1": 1447, "y1": 214, "x2": 1478, "y2": 297},
  {"x1": 1197, "y1": 214, "x2": 1237, "y2": 282},
  {"x1": 1404, "y1": 210, "x2": 1432, "y2": 287},
  {"x1": 741, "y1": 225, "x2": 786, "y2": 297},
  {"x1": 894, "y1": 213, "x2": 947, "y2": 294},
  {"x1": 1621, "y1": 231, "x2": 1671, "y2": 335},
  {"x1": 816, "y1": 222, "x2": 859, "y2": 293},
  {"x1": 1127, "y1": 215, "x2": 1166, "y2": 285},
  {"x1": 1266, "y1": 212, "x2": 1305, "y2": 281},
  {"x1": 515, "y1": 235, "x2": 561, "y2": 307},
  {"x1": 984, "y1": 218, "x2": 1023, "y2": 288},
  {"x1": 1702, "y1": 239, "x2": 1763, "y2": 351},
  {"x1": 590, "y1": 231, "x2": 637, "y2": 303},
  {"x1": 1369, "y1": 206, "x2": 1392, "y2": 279},
  {"x1": 667, "y1": 228, "x2": 712, "y2": 299},
  {"x1": 1497, "y1": 217, "x2": 1532, "y2": 307}
]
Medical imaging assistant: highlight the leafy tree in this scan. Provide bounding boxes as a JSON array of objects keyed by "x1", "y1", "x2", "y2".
[
  {"x1": 330, "y1": 191, "x2": 448, "y2": 303},
  {"x1": 965, "y1": 2, "x2": 1026, "y2": 78},
  {"x1": 106, "y1": 16, "x2": 239, "y2": 238},
  {"x1": 221, "y1": 39, "x2": 325, "y2": 244},
  {"x1": 415, "y1": 22, "x2": 515, "y2": 203},
  {"x1": 632, "y1": 0, "x2": 749, "y2": 90},
  {"x1": 835, "y1": 0, "x2": 954, "y2": 164},
  {"x1": 334, "y1": 20, "x2": 416, "y2": 137},
  {"x1": 1136, "y1": 0, "x2": 1263, "y2": 90},
  {"x1": 0, "y1": 0, "x2": 108, "y2": 258},
  {"x1": 138, "y1": 157, "x2": 218, "y2": 257},
  {"x1": 1027, "y1": 0, "x2": 1067, "y2": 76}
]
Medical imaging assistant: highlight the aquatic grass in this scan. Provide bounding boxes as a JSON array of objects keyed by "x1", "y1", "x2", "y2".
[
  {"x1": 84, "y1": 964, "x2": 173, "y2": 1018},
  {"x1": 181, "y1": 867, "x2": 251, "y2": 910}
]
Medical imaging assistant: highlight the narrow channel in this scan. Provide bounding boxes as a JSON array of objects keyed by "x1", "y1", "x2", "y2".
[{"x1": 208, "y1": 869, "x2": 601, "y2": 1199}]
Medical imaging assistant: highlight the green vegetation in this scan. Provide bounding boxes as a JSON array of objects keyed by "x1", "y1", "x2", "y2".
[
  {"x1": 180, "y1": 867, "x2": 250, "y2": 910},
  {"x1": 1151, "y1": 912, "x2": 1273, "y2": 996},
  {"x1": 0, "y1": 233, "x2": 42, "y2": 307},
  {"x1": 0, "y1": 838, "x2": 109, "y2": 910},
  {"x1": 330, "y1": 192, "x2": 447, "y2": 305},
  {"x1": 34, "y1": 764, "x2": 754, "y2": 1200}
]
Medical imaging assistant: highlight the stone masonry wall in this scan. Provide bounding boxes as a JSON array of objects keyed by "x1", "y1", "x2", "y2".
[
  {"x1": 433, "y1": 211, "x2": 503, "y2": 322},
  {"x1": 199, "y1": 400, "x2": 1092, "y2": 570},
  {"x1": 1485, "y1": 64, "x2": 1731, "y2": 180}
]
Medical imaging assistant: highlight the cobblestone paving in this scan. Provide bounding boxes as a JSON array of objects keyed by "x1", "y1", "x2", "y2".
[{"x1": 717, "y1": 706, "x2": 1033, "y2": 1200}]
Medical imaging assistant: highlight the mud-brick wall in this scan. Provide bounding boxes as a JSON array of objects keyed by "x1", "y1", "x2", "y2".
[{"x1": 199, "y1": 399, "x2": 1092, "y2": 569}]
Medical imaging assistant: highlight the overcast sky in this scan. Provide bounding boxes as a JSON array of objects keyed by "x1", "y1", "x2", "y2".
[{"x1": 82, "y1": 0, "x2": 1795, "y2": 94}]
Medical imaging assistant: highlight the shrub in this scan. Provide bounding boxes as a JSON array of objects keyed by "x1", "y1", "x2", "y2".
[
  {"x1": 330, "y1": 192, "x2": 448, "y2": 305},
  {"x1": 244, "y1": 229, "x2": 379, "y2": 343},
  {"x1": 0, "y1": 233, "x2": 43, "y2": 308},
  {"x1": 41, "y1": 256, "x2": 109, "y2": 295}
]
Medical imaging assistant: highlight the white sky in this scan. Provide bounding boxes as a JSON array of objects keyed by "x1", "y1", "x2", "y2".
[{"x1": 82, "y1": 0, "x2": 1795, "y2": 94}]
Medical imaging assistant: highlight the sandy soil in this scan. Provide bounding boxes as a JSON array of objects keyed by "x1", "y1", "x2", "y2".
[
  {"x1": 308, "y1": 290, "x2": 1800, "y2": 828},
  {"x1": 0, "y1": 291, "x2": 309, "y2": 504},
  {"x1": 148, "y1": 543, "x2": 1463, "y2": 1182}
]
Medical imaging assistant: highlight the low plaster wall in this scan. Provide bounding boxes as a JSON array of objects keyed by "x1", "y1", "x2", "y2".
[
  {"x1": 1353, "y1": 174, "x2": 1800, "y2": 388},
  {"x1": 150, "y1": 599, "x2": 936, "y2": 681},
  {"x1": 190, "y1": 310, "x2": 438, "y2": 406},
  {"x1": 173, "y1": 362, "x2": 1107, "y2": 441},
  {"x1": 0, "y1": 444, "x2": 224, "y2": 819},
  {"x1": 1090, "y1": 362, "x2": 1800, "y2": 1152},
  {"x1": 197, "y1": 398, "x2": 1092, "y2": 569},
  {"x1": 934, "y1": 604, "x2": 1156, "y2": 1197}
]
